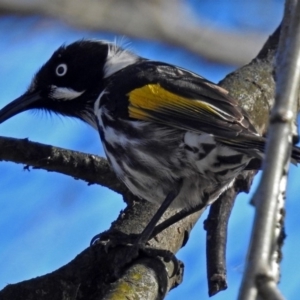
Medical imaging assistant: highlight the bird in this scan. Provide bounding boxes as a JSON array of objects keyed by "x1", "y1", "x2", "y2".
[{"x1": 0, "y1": 40, "x2": 300, "y2": 249}]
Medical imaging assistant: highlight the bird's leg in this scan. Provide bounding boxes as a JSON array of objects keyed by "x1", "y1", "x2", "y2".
[
  {"x1": 150, "y1": 199, "x2": 208, "y2": 243},
  {"x1": 134, "y1": 189, "x2": 181, "y2": 247},
  {"x1": 120, "y1": 184, "x2": 183, "y2": 266},
  {"x1": 91, "y1": 182, "x2": 183, "y2": 276},
  {"x1": 91, "y1": 186, "x2": 207, "y2": 251},
  {"x1": 91, "y1": 200, "x2": 206, "y2": 250},
  {"x1": 91, "y1": 186, "x2": 182, "y2": 246}
]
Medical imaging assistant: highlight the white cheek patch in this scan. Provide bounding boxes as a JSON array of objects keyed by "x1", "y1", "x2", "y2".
[{"x1": 50, "y1": 86, "x2": 85, "y2": 100}]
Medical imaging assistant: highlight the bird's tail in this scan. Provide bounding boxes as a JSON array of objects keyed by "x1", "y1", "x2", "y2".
[
  {"x1": 291, "y1": 145, "x2": 300, "y2": 164},
  {"x1": 218, "y1": 134, "x2": 300, "y2": 169},
  {"x1": 245, "y1": 144, "x2": 300, "y2": 170}
]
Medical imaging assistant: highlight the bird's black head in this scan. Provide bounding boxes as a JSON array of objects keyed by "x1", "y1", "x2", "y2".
[{"x1": 0, "y1": 40, "x2": 139, "y2": 128}]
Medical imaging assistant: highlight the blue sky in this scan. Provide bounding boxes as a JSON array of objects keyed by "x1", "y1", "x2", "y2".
[{"x1": 1, "y1": 1, "x2": 299, "y2": 299}]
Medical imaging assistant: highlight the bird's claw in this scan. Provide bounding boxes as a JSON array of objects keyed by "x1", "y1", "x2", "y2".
[{"x1": 90, "y1": 231, "x2": 181, "y2": 278}]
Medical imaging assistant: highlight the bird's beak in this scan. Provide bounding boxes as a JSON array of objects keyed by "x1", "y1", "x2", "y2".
[{"x1": 0, "y1": 91, "x2": 41, "y2": 124}]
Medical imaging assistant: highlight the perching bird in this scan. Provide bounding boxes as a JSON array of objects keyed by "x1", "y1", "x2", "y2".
[{"x1": 1, "y1": 40, "x2": 300, "y2": 246}]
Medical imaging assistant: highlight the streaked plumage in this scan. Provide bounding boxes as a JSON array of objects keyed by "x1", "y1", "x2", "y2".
[{"x1": 93, "y1": 60, "x2": 262, "y2": 208}]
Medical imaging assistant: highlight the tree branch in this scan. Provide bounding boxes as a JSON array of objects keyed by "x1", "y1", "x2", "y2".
[
  {"x1": 0, "y1": 136, "x2": 127, "y2": 195},
  {"x1": 204, "y1": 186, "x2": 236, "y2": 296},
  {"x1": 238, "y1": 0, "x2": 300, "y2": 298}
]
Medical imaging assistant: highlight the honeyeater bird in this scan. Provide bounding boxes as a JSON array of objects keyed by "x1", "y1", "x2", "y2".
[{"x1": 1, "y1": 40, "x2": 300, "y2": 247}]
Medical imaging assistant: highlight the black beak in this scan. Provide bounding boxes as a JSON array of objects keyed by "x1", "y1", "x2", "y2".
[{"x1": 0, "y1": 91, "x2": 41, "y2": 124}]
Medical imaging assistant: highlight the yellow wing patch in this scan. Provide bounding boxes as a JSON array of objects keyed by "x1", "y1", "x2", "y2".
[{"x1": 128, "y1": 84, "x2": 223, "y2": 121}]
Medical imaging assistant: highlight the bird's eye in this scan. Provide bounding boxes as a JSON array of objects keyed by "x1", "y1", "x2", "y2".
[{"x1": 55, "y1": 64, "x2": 68, "y2": 77}]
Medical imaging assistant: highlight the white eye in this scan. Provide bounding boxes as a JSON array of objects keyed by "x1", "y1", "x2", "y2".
[{"x1": 55, "y1": 63, "x2": 68, "y2": 77}]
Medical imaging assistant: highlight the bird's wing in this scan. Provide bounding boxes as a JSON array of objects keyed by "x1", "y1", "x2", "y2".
[
  {"x1": 104, "y1": 61, "x2": 300, "y2": 162},
  {"x1": 107, "y1": 61, "x2": 258, "y2": 139}
]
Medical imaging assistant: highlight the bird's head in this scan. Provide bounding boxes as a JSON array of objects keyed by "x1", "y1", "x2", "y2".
[{"x1": 0, "y1": 40, "x2": 139, "y2": 128}]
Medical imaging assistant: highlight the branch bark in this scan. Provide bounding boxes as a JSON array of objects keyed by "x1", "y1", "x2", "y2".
[{"x1": 0, "y1": 136, "x2": 126, "y2": 195}]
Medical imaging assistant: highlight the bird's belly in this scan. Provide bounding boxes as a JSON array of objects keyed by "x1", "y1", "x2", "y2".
[{"x1": 100, "y1": 120, "x2": 251, "y2": 209}]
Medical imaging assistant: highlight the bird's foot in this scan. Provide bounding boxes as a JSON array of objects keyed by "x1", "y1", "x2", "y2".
[{"x1": 91, "y1": 230, "x2": 179, "y2": 278}]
